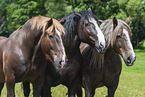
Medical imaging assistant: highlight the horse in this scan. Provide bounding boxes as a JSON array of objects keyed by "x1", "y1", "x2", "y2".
[
  {"x1": 0, "y1": 16, "x2": 66, "y2": 97},
  {"x1": 22, "y1": 8, "x2": 106, "y2": 97},
  {"x1": 80, "y1": 17, "x2": 136, "y2": 97}
]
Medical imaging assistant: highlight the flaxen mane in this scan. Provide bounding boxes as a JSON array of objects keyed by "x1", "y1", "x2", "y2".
[
  {"x1": 47, "y1": 18, "x2": 65, "y2": 35},
  {"x1": 82, "y1": 45, "x2": 104, "y2": 69},
  {"x1": 100, "y1": 19, "x2": 132, "y2": 48},
  {"x1": 85, "y1": 19, "x2": 132, "y2": 69},
  {"x1": 11, "y1": 16, "x2": 65, "y2": 37}
]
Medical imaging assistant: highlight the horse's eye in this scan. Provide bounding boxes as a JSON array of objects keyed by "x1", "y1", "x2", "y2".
[
  {"x1": 117, "y1": 35, "x2": 121, "y2": 39},
  {"x1": 49, "y1": 35, "x2": 53, "y2": 39},
  {"x1": 85, "y1": 23, "x2": 90, "y2": 26}
]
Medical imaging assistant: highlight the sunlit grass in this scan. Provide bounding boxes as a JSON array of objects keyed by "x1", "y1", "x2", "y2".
[{"x1": 1, "y1": 49, "x2": 145, "y2": 97}]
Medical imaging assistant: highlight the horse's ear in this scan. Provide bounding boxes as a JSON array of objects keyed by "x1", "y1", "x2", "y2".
[
  {"x1": 60, "y1": 19, "x2": 66, "y2": 25},
  {"x1": 88, "y1": 8, "x2": 92, "y2": 12},
  {"x1": 113, "y1": 17, "x2": 118, "y2": 30},
  {"x1": 47, "y1": 18, "x2": 53, "y2": 27},
  {"x1": 43, "y1": 18, "x2": 53, "y2": 33},
  {"x1": 72, "y1": 8, "x2": 82, "y2": 18},
  {"x1": 126, "y1": 17, "x2": 130, "y2": 25}
]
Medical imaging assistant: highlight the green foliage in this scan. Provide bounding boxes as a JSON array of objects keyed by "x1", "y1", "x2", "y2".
[
  {"x1": 6, "y1": 1, "x2": 38, "y2": 32},
  {"x1": 0, "y1": 0, "x2": 145, "y2": 47},
  {"x1": 0, "y1": 0, "x2": 10, "y2": 36},
  {"x1": 126, "y1": 0, "x2": 145, "y2": 23},
  {"x1": 109, "y1": 9, "x2": 127, "y2": 21},
  {"x1": 44, "y1": 0, "x2": 68, "y2": 20},
  {"x1": 124, "y1": 0, "x2": 145, "y2": 48}
]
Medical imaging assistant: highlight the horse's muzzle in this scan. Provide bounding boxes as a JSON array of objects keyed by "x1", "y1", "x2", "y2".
[{"x1": 125, "y1": 56, "x2": 136, "y2": 66}]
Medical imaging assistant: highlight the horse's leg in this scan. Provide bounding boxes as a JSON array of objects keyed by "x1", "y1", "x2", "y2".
[
  {"x1": 5, "y1": 73, "x2": 15, "y2": 97},
  {"x1": 90, "y1": 89, "x2": 95, "y2": 97},
  {"x1": 107, "y1": 76, "x2": 119, "y2": 97},
  {"x1": 83, "y1": 75, "x2": 93, "y2": 97},
  {"x1": 76, "y1": 86, "x2": 82, "y2": 97},
  {"x1": 67, "y1": 78, "x2": 80, "y2": 97},
  {"x1": 68, "y1": 74, "x2": 82, "y2": 97},
  {"x1": 0, "y1": 83, "x2": 4, "y2": 95},
  {"x1": 84, "y1": 87, "x2": 91, "y2": 97},
  {"x1": 22, "y1": 81, "x2": 31, "y2": 97},
  {"x1": 41, "y1": 76, "x2": 52, "y2": 97},
  {"x1": 85, "y1": 88, "x2": 95, "y2": 97},
  {"x1": 68, "y1": 85, "x2": 76, "y2": 97},
  {"x1": 32, "y1": 76, "x2": 44, "y2": 97}
]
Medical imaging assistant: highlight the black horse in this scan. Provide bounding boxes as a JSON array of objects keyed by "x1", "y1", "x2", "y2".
[
  {"x1": 80, "y1": 17, "x2": 136, "y2": 97},
  {"x1": 23, "y1": 8, "x2": 106, "y2": 97}
]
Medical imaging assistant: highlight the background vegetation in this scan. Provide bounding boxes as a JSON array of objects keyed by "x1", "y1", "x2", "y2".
[
  {"x1": 0, "y1": 0, "x2": 145, "y2": 48},
  {"x1": 0, "y1": 0, "x2": 145, "y2": 96},
  {"x1": 1, "y1": 49, "x2": 145, "y2": 97}
]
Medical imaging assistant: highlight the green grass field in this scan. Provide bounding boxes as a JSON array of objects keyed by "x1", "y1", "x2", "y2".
[{"x1": 1, "y1": 49, "x2": 145, "y2": 97}]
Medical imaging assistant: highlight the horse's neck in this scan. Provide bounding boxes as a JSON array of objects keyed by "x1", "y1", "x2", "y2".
[
  {"x1": 64, "y1": 34, "x2": 81, "y2": 57},
  {"x1": 105, "y1": 47, "x2": 115, "y2": 58},
  {"x1": 8, "y1": 26, "x2": 43, "y2": 60},
  {"x1": 82, "y1": 46, "x2": 104, "y2": 69},
  {"x1": 18, "y1": 26, "x2": 42, "y2": 46},
  {"x1": 32, "y1": 43, "x2": 46, "y2": 66},
  {"x1": 63, "y1": 19, "x2": 81, "y2": 58}
]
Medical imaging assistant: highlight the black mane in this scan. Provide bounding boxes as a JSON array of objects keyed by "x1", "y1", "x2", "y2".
[{"x1": 60, "y1": 12, "x2": 81, "y2": 59}]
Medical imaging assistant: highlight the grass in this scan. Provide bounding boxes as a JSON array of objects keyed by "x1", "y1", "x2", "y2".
[{"x1": 1, "y1": 49, "x2": 145, "y2": 97}]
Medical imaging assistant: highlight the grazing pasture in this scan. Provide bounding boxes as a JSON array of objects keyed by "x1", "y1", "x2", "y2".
[{"x1": 1, "y1": 49, "x2": 145, "y2": 97}]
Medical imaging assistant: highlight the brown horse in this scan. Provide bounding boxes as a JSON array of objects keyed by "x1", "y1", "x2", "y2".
[
  {"x1": 80, "y1": 17, "x2": 136, "y2": 97},
  {"x1": 0, "y1": 16, "x2": 66, "y2": 97},
  {"x1": 22, "y1": 8, "x2": 106, "y2": 97}
]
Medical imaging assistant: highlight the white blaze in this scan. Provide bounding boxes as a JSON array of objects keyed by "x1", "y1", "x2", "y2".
[
  {"x1": 123, "y1": 29, "x2": 135, "y2": 58},
  {"x1": 56, "y1": 29, "x2": 66, "y2": 63},
  {"x1": 90, "y1": 18, "x2": 105, "y2": 47}
]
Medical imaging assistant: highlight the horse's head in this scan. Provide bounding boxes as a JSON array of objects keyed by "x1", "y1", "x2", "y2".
[
  {"x1": 41, "y1": 18, "x2": 67, "y2": 69},
  {"x1": 73, "y1": 8, "x2": 105, "y2": 53},
  {"x1": 113, "y1": 17, "x2": 136, "y2": 66}
]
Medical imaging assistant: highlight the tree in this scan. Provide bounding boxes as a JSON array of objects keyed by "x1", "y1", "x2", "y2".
[
  {"x1": 0, "y1": 0, "x2": 12, "y2": 37},
  {"x1": 126, "y1": 0, "x2": 145, "y2": 48},
  {"x1": 0, "y1": 0, "x2": 145, "y2": 48},
  {"x1": 6, "y1": 1, "x2": 38, "y2": 32},
  {"x1": 44, "y1": 0, "x2": 69, "y2": 20}
]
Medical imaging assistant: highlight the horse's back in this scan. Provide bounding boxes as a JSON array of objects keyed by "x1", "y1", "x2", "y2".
[{"x1": 0, "y1": 36, "x2": 7, "y2": 40}]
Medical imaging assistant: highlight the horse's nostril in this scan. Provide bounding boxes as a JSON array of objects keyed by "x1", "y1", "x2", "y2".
[
  {"x1": 127, "y1": 56, "x2": 131, "y2": 62},
  {"x1": 99, "y1": 44, "x2": 102, "y2": 48},
  {"x1": 99, "y1": 43, "x2": 104, "y2": 49},
  {"x1": 59, "y1": 60, "x2": 65, "y2": 68},
  {"x1": 59, "y1": 61, "x2": 62, "y2": 65},
  {"x1": 100, "y1": 43, "x2": 104, "y2": 48},
  {"x1": 126, "y1": 56, "x2": 136, "y2": 66}
]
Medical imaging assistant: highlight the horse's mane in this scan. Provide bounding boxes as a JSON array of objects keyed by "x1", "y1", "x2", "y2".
[
  {"x1": 61, "y1": 13, "x2": 80, "y2": 43},
  {"x1": 82, "y1": 43, "x2": 104, "y2": 69},
  {"x1": 9, "y1": 16, "x2": 65, "y2": 38},
  {"x1": 100, "y1": 19, "x2": 132, "y2": 48},
  {"x1": 47, "y1": 18, "x2": 65, "y2": 35},
  {"x1": 13, "y1": 26, "x2": 22, "y2": 33},
  {"x1": 31, "y1": 16, "x2": 65, "y2": 35},
  {"x1": 79, "y1": 10, "x2": 99, "y2": 23},
  {"x1": 84, "y1": 19, "x2": 132, "y2": 69}
]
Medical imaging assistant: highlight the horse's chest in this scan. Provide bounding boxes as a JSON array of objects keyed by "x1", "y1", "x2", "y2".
[{"x1": 0, "y1": 69, "x2": 5, "y2": 83}]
